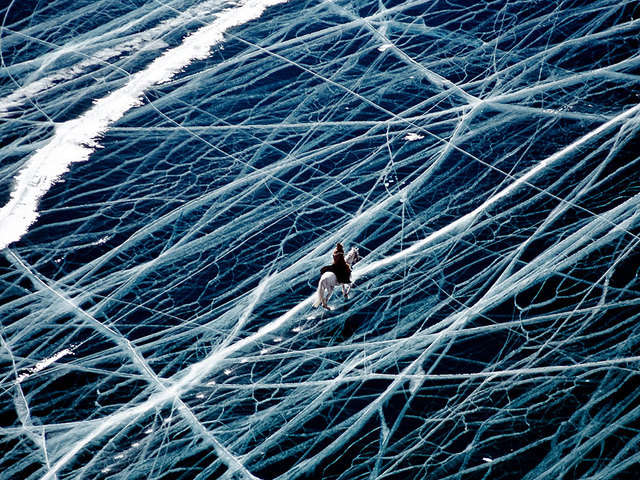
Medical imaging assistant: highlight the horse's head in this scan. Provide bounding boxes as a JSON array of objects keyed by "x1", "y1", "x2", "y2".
[{"x1": 345, "y1": 246, "x2": 361, "y2": 267}]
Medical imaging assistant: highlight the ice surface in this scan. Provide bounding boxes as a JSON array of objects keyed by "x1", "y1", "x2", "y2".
[
  {"x1": 0, "y1": 0, "x2": 288, "y2": 250},
  {"x1": 1, "y1": 0, "x2": 640, "y2": 479}
]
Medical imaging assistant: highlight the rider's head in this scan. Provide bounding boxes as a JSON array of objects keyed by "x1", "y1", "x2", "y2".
[{"x1": 336, "y1": 242, "x2": 344, "y2": 252}]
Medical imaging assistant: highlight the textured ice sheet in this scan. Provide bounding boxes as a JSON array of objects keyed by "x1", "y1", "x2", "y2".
[{"x1": 1, "y1": 0, "x2": 640, "y2": 479}]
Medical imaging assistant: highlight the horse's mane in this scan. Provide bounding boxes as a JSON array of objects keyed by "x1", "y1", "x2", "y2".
[{"x1": 344, "y1": 246, "x2": 360, "y2": 266}]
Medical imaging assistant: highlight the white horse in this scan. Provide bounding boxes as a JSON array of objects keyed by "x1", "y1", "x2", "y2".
[{"x1": 313, "y1": 246, "x2": 361, "y2": 309}]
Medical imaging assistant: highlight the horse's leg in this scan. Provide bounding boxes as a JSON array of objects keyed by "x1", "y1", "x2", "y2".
[{"x1": 323, "y1": 284, "x2": 334, "y2": 309}]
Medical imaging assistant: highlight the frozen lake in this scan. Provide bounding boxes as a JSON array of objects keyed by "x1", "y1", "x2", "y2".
[{"x1": 1, "y1": 0, "x2": 640, "y2": 478}]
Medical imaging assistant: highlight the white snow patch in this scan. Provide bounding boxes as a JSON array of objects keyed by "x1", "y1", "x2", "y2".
[
  {"x1": 404, "y1": 132, "x2": 424, "y2": 141},
  {"x1": 17, "y1": 348, "x2": 75, "y2": 384},
  {"x1": 409, "y1": 367, "x2": 424, "y2": 393}
]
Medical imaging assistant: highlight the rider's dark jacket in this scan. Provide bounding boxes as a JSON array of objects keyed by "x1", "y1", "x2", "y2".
[{"x1": 320, "y1": 251, "x2": 351, "y2": 284}]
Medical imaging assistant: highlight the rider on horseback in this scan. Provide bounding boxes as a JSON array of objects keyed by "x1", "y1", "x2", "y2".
[
  {"x1": 321, "y1": 242, "x2": 351, "y2": 284},
  {"x1": 314, "y1": 242, "x2": 360, "y2": 309}
]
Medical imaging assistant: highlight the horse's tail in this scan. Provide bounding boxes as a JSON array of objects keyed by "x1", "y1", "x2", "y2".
[{"x1": 312, "y1": 279, "x2": 323, "y2": 308}]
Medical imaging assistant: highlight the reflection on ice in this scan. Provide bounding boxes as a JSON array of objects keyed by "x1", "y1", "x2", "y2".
[{"x1": 1, "y1": 0, "x2": 640, "y2": 479}]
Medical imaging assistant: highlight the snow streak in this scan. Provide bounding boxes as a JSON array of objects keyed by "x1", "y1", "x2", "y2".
[{"x1": 0, "y1": 0, "x2": 287, "y2": 250}]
